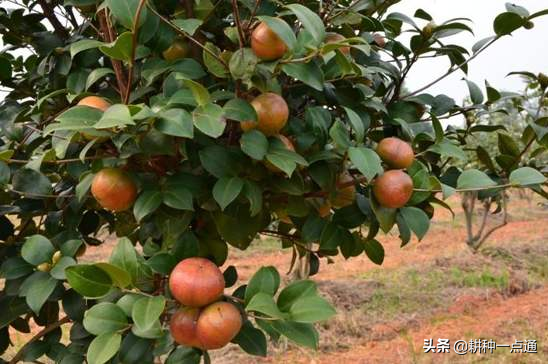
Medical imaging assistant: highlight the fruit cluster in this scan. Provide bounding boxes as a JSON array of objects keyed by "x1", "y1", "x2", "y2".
[{"x1": 168, "y1": 258, "x2": 242, "y2": 350}]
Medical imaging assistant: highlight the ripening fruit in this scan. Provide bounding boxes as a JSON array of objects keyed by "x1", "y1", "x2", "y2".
[
  {"x1": 325, "y1": 32, "x2": 350, "y2": 54},
  {"x1": 241, "y1": 93, "x2": 289, "y2": 136},
  {"x1": 91, "y1": 168, "x2": 137, "y2": 212},
  {"x1": 169, "y1": 257, "x2": 225, "y2": 307},
  {"x1": 265, "y1": 135, "x2": 295, "y2": 173},
  {"x1": 331, "y1": 173, "x2": 357, "y2": 208},
  {"x1": 77, "y1": 96, "x2": 111, "y2": 112},
  {"x1": 373, "y1": 33, "x2": 386, "y2": 48},
  {"x1": 196, "y1": 302, "x2": 242, "y2": 350},
  {"x1": 169, "y1": 307, "x2": 202, "y2": 348},
  {"x1": 373, "y1": 170, "x2": 414, "y2": 209},
  {"x1": 376, "y1": 137, "x2": 415, "y2": 169},
  {"x1": 251, "y1": 22, "x2": 287, "y2": 60},
  {"x1": 162, "y1": 39, "x2": 189, "y2": 61}
]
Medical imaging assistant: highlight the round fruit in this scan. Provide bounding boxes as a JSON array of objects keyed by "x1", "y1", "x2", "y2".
[
  {"x1": 196, "y1": 302, "x2": 242, "y2": 350},
  {"x1": 251, "y1": 22, "x2": 287, "y2": 60},
  {"x1": 373, "y1": 170, "x2": 414, "y2": 209},
  {"x1": 325, "y1": 32, "x2": 350, "y2": 54},
  {"x1": 241, "y1": 93, "x2": 289, "y2": 136},
  {"x1": 331, "y1": 173, "x2": 357, "y2": 208},
  {"x1": 169, "y1": 257, "x2": 225, "y2": 307},
  {"x1": 524, "y1": 20, "x2": 535, "y2": 29},
  {"x1": 376, "y1": 137, "x2": 415, "y2": 169},
  {"x1": 265, "y1": 135, "x2": 295, "y2": 173},
  {"x1": 77, "y1": 96, "x2": 111, "y2": 112},
  {"x1": 373, "y1": 33, "x2": 386, "y2": 48},
  {"x1": 162, "y1": 39, "x2": 189, "y2": 61},
  {"x1": 91, "y1": 168, "x2": 137, "y2": 212},
  {"x1": 169, "y1": 307, "x2": 202, "y2": 349}
]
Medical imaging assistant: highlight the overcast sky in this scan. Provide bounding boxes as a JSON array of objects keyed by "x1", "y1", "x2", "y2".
[{"x1": 390, "y1": 0, "x2": 548, "y2": 101}]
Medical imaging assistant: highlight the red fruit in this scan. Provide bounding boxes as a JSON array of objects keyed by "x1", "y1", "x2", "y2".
[
  {"x1": 373, "y1": 33, "x2": 386, "y2": 48},
  {"x1": 196, "y1": 302, "x2": 242, "y2": 350},
  {"x1": 373, "y1": 170, "x2": 414, "y2": 209},
  {"x1": 241, "y1": 93, "x2": 289, "y2": 136},
  {"x1": 251, "y1": 22, "x2": 287, "y2": 60},
  {"x1": 376, "y1": 137, "x2": 415, "y2": 169},
  {"x1": 169, "y1": 257, "x2": 225, "y2": 307},
  {"x1": 91, "y1": 168, "x2": 137, "y2": 212},
  {"x1": 169, "y1": 307, "x2": 202, "y2": 348}
]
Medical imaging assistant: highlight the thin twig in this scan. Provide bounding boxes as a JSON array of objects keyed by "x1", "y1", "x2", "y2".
[
  {"x1": 231, "y1": 0, "x2": 245, "y2": 48},
  {"x1": 146, "y1": 3, "x2": 228, "y2": 69},
  {"x1": 124, "y1": 0, "x2": 148, "y2": 104},
  {"x1": 9, "y1": 316, "x2": 70, "y2": 364},
  {"x1": 244, "y1": 0, "x2": 262, "y2": 34},
  {"x1": 8, "y1": 189, "x2": 76, "y2": 199},
  {"x1": 402, "y1": 37, "x2": 500, "y2": 99},
  {"x1": 36, "y1": 0, "x2": 69, "y2": 38}
]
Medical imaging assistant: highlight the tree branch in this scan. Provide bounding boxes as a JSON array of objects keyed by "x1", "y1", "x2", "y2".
[
  {"x1": 97, "y1": 9, "x2": 128, "y2": 99},
  {"x1": 474, "y1": 193, "x2": 508, "y2": 251},
  {"x1": 231, "y1": 0, "x2": 245, "y2": 48},
  {"x1": 37, "y1": 0, "x2": 69, "y2": 38},
  {"x1": 9, "y1": 316, "x2": 70, "y2": 364}
]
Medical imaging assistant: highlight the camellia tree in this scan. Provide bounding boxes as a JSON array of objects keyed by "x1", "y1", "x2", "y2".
[{"x1": 0, "y1": 0, "x2": 547, "y2": 363}]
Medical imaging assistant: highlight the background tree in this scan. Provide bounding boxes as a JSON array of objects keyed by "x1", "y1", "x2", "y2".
[{"x1": 0, "y1": 0, "x2": 547, "y2": 363}]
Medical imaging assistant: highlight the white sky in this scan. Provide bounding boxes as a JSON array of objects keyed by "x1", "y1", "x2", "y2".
[{"x1": 390, "y1": 0, "x2": 548, "y2": 101}]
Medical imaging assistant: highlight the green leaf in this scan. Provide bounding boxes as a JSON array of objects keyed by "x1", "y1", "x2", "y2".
[
  {"x1": 232, "y1": 321, "x2": 267, "y2": 357},
  {"x1": 133, "y1": 190, "x2": 163, "y2": 221},
  {"x1": 86, "y1": 68, "x2": 114, "y2": 91},
  {"x1": 203, "y1": 42, "x2": 228, "y2": 78},
  {"x1": 132, "y1": 296, "x2": 166, "y2": 331},
  {"x1": 285, "y1": 4, "x2": 326, "y2": 45},
  {"x1": 83, "y1": 302, "x2": 129, "y2": 336},
  {"x1": 99, "y1": 32, "x2": 133, "y2": 61},
  {"x1": 364, "y1": 239, "x2": 384, "y2": 265},
  {"x1": 256, "y1": 16, "x2": 297, "y2": 50},
  {"x1": 493, "y1": 12, "x2": 526, "y2": 36},
  {"x1": 277, "y1": 280, "x2": 318, "y2": 312},
  {"x1": 70, "y1": 39, "x2": 104, "y2": 58},
  {"x1": 192, "y1": 103, "x2": 226, "y2": 138},
  {"x1": 131, "y1": 319, "x2": 163, "y2": 339},
  {"x1": 427, "y1": 139, "x2": 467, "y2": 160},
  {"x1": 213, "y1": 177, "x2": 244, "y2": 210},
  {"x1": 166, "y1": 347, "x2": 201, "y2": 364},
  {"x1": 146, "y1": 253, "x2": 177, "y2": 275},
  {"x1": 348, "y1": 147, "x2": 383, "y2": 181},
  {"x1": 289, "y1": 296, "x2": 336, "y2": 323},
  {"x1": 94, "y1": 262, "x2": 132, "y2": 288},
  {"x1": 245, "y1": 266, "x2": 280, "y2": 304},
  {"x1": 110, "y1": 238, "x2": 139, "y2": 285},
  {"x1": 270, "y1": 321, "x2": 318, "y2": 350},
  {"x1": 224, "y1": 98, "x2": 257, "y2": 122},
  {"x1": 45, "y1": 106, "x2": 103, "y2": 133},
  {"x1": 282, "y1": 62, "x2": 324, "y2": 91},
  {"x1": 156, "y1": 108, "x2": 194, "y2": 138},
  {"x1": 50, "y1": 256, "x2": 77, "y2": 280},
  {"x1": 246, "y1": 293, "x2": 286, "y2": 319},
  {"x1": 0, "y1": 257, "x2": 33, "y2": 279},
  {"x1": 65, "y1": 265, "x2": 113, "y2": 298},
  {"x1": 106, "y1": 0, "x2": 147, "y2": 29},
  {"x1": 172, "y1": 18, "x2": 203, "y2": 35},
  {"x1": 320, "y1": 223, "x2": 350, "y2": 250},
  {"x1": 0, "y1": 161, "x2": 9, "y2": 185},
  {"x1": 163, "y1": 186, "x2": 194, "y2": 210},
  {"x1": 243, "y1": 181, "x2": 263, "y2": 216},
  {"x1": 509, "y1": 167, "x2": 547, "y2": 186},
  {"x1": 21, "y1": 235, "x2": 55, "y2": 265},
  {"x1": 399, "y1": 207, "x2": 430, "y2": 241},
  {"x1": 457, "y1": 169, "x2": 496, "y2": 189},
  {"x1": 343, "y1": 107, "x2": 366, "y2": 141},
  {"x1": 240, "y1": 130, "x2": 268, "y2": 160},
  {"x1": 229, "y1": 48, "x2": 258, "y2": 80},
  {"x1": 87, "y1": 332, "x2": 122, "y2": 364},
  {"x1": 26, "y1": 274, "x2": 57, "y2": 314},
  {"x1": 12, "y1": 169, "x2": 53, "y2": 198},
  {"x1": 180, "y1": 79, "x2": 210, "y2": 106},
  {"x1": 465, "y1": 79, "x2": 484, "y2": 104},
  {"x1": 94, "y1": 104, "x2": 134, "y2": 129}
]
